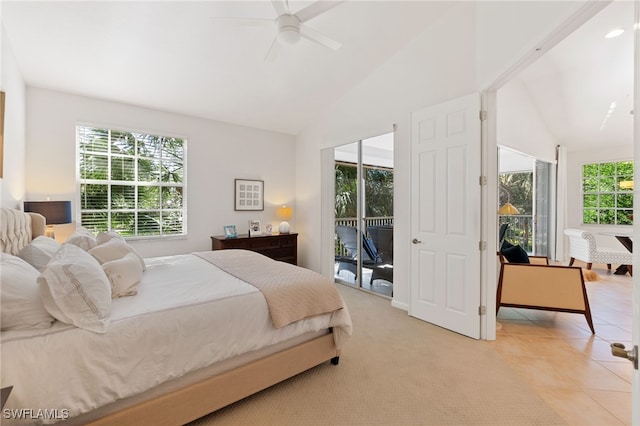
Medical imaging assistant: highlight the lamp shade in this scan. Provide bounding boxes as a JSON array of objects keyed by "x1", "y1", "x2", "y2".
[
  {"x1": 24, "y1": 201, "x2": 72, "y2": 225},
  {"x1": 276, "y1": 205, "x2": 293, "y2": 220},
  {"x1": 498, "y1": 203, "x2": 520, "y2": 216},
  {"x1": 276, "y1": 205, "x2": 293, "y2": 234}
]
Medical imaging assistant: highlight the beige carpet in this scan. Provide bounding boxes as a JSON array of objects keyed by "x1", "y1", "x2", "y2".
[{"x1": 190, "y1": 284, "x2": 566, "y2": 425}]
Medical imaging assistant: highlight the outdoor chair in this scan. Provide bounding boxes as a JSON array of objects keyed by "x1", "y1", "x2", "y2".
[
  {"x1": 335, "y1": 225, "x2": 378, "y2": 279},
  {"x1": 367, "y1": 225, "x2": 393, "y2": 285}
]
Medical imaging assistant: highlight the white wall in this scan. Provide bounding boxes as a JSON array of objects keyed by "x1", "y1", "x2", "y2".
[
  {"x1": 1, "y1": 24, "x2": 27, "y2": 208},
  {"x1": 295, "y1": 1, "x2": 591, "y2": 310},
  {"x1": 497, "y1": 77, "x2": 558, "y2": 164},
  {"x1": 25, "y1": 87, "x2": 296, "y2": 257}
]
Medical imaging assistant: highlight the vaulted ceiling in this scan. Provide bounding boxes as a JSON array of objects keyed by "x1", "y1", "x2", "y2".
[
  {"x1": 2, "y1": 0, "x2": 634, "y2": 146},
  {"x1": 2, "y1": 1, "x2": 455, "y2": 135},
  {"x1": 514, "y1": 0, "x2": 633, "y2": 150}
]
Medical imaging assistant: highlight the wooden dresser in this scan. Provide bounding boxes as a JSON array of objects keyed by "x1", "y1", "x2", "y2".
[{"x1": 210, "y1": 233, "x2": 298, "y2": 265}]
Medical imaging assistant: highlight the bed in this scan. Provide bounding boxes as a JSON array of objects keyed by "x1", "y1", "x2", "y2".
[{"x1": 0, "y1": 207, "x2": 352, "y2": 425}]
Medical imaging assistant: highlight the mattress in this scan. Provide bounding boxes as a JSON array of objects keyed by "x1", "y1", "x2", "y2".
[{"x1": 1, "y1": 253, "x2": 348, "y2": 425}]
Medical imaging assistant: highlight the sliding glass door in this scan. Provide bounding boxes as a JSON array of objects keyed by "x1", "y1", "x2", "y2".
[
  {"x1": 334, "y1": 133, "x2": 394, "y2": 296},
  {"x1": 498, "y1": 147, "x2": 552, "y2": 256}
]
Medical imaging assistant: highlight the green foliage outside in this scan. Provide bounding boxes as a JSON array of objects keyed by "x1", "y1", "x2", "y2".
[
  {"x1": 499, "y1": 172, "x2": 533, "y2": 252},
  {"x1": 335, "y1": 162, "x2": 394, "y2": 219},
  {"x1": 78, "y1": 126, "x2": 185, "y2": 237},
  {"x1": 582, "y1": 161, "x2": 633, "y2": 225}
]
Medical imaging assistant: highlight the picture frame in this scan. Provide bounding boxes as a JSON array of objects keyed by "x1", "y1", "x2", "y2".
[
  {"x1": 248, "y1": 220, "x2": 262, "y2": 236},
  {"x1": 223, "y1": 225, "x2": 238, "y2": 239},
  {"x1": 235, "y1": 179, "x2": 264, "y2": 211}
]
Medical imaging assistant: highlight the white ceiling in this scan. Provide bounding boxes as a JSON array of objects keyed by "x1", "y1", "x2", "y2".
[
  {"x1": 2, "y1": 0, "x2": 454, "y2": 135},
  {"x1": 514, "y1": 0, "x2": 634, "y2": 150},
  {"x1": 2, "y1": 0, "x2": 634, "y2": 144}
]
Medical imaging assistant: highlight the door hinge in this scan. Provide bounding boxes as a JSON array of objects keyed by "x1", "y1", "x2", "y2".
[
  {"x1": 478, "y1": 305, "x2": 487, "y2": 315},
  {"x1": 479, "y1": 110, "x2": 487, "y2": 121},
  {"x1": 478, "y1": 241, "x2": 487, "y2": 251},
  {"x1": 479, "y1": 176, "x2": 487, "y2": 186}
]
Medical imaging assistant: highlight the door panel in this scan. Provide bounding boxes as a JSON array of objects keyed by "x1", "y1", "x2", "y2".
[{"x1": 410, "y1": 93, "x2": 482, "y2": 339}]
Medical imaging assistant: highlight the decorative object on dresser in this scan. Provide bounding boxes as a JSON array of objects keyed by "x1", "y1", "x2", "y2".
[
  {"x1": 248, "y1": 219, "x2": 262, "y2": 236},
  {"x1": 223, "y1": 225, "x2": 238, "y2": 239},
  {"x1": 23, "y1": 200, "x2": 72, "y2": 239},
  {"x1": 276, "y1": 204, "x2": 293, "y2": 234},
  {"x1": 234, "y1": 179, "x2": 264, "y2": 211},
  {"x1": 211, "y1": 233, "x2": 298, "y2": 265}
]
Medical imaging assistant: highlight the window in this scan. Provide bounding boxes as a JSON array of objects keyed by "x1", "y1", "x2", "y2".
[
  {"x1": 77, "y1": 126, "x2": 186, "y2": 237},
  {"x1": 582, "y1": 161, "x2": 633, "y2": 225}
]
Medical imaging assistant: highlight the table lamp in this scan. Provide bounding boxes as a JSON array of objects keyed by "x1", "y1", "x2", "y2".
[
  {"x1": 276, "y1": 205, "x2": 293, "y2": 234},
  {"x1": 24, "y1": 201, "x2": 72, "y2": 239}
]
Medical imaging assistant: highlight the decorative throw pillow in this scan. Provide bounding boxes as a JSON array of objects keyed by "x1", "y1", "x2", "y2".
[
  {"x1": 38, "y1": 243, "x2": 111, "y2": 333},
  {"x1": 1, "y1": 253, "x2": 55, "y2": 330},
  {"x1": 17, "y1": 235, "x2": 61, "y2": 271},
  {"x1": 500, "y1": 240, "x2": 530, "y2": 264},
  {"x1": 96, "y1": 230, "x2": 125, "y2": 246},
  {"x1": 89, "y1": 238, "x2": 146, "y2": 271},
  {"x1": 66, "y1": 227, "x2": 97, "y2": 251},
  {"x1": 102, "y1": 252, "x2": 143, "y2": 298}
]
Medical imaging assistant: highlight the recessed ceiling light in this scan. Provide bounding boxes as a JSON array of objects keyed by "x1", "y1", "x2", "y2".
[{"x1": 605, "y1": 28, "x2": 624, "y2": 38}]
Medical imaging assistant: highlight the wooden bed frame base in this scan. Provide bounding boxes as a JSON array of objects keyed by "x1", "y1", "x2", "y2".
[{"x1": 88, "y1": 332, "x2": 339, "y2": 426}]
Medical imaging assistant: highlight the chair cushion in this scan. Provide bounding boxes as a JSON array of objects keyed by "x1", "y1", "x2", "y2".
[{"x1": 501, "y1": 240, "x2": 530, "y2": 264}]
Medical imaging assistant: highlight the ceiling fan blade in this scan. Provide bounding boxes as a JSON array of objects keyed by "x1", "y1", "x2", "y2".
[
  {"x1": 264, "y1": 37, "x2": 280, "y2": 62},
  {"x1": 295, "y1": 1, "x2": 343, "y2": 23},
  {"x1": 271, "y1": 0, "x2": 290, "y2": 16},
  {"x1": 210, "y1": 17, "x2": 273, "y2": 27},
  {"x1": 300, "y1": 25, "x2": 342, "y2": 50}
]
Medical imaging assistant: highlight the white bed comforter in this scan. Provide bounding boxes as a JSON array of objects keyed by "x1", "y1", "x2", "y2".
[{"x1": 1, "y1": 253, "x2": 352, "y2": 424}]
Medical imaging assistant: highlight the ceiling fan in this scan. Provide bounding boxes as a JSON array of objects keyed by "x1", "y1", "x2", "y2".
[{"x1": 212, "y1": 0, "x2": 344, "y2": 61}]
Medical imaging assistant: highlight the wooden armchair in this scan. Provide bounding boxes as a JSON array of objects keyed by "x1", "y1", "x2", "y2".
[{"x1": 497, "y1": 258, "x2": 595, "y2": 334}]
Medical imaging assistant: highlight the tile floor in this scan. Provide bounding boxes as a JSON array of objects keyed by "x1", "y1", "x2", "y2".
[{"x1": 492, "y1": 262, "x2": 633, "y2": 425}]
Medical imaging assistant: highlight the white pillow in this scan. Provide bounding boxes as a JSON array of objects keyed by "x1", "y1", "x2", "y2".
[
  {"x1": 89, "y1": 239, "x2": 146, "y2": 271},
  {"x1": 1, "y1": 253, "x2": 55, "y2": 330},
  {"x1": 66, "y1": 227, "x2": 97, "y2": 251},
  {"x1": 17, "y1": 236, "x2": 61, "y2": 271},
  {"x1": 102, "y1": 252, "x2": 142, "y2": 298},
  {"x1": 96, "y1": 230, "x2": 125, "y2": 246},
  {"x1": 38, "y1": 243, "x2": 111, "y2": 333}
]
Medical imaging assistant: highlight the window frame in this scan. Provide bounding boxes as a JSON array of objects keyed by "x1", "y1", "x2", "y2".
[
  {"x1": 76, "y1": 123, "x2": 188, "y2": 239},
  {"x1": 581, "y1": 159, "x2": 633, "y2": 226}
]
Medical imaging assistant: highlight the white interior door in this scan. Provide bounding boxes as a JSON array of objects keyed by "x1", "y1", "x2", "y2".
[
  {"x1": 409, "y1": 93, "x2": 482, "y2": 339},
  {"x1": 631, "y1": 1, "x2": 639, "y2": 421}
]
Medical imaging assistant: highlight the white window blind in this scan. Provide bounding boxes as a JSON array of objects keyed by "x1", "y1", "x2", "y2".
[{"x1": 77, "y1": 126, "x2": 186, "y2": 237}]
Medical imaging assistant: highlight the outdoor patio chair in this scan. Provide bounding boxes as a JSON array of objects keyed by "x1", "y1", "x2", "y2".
[
  {"x1": 335, "y1": 225, "x2": 378, "y2": 279},
  {"x1": 367, "y1": 225, "x2": 393, "y2": 285}
]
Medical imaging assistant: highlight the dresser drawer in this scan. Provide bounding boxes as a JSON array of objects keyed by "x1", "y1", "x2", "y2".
[{"x1": 211, "y1": 233, "x2": 298, "y2": 265}]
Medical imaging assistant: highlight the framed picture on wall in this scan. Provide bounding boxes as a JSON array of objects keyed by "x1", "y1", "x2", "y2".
[{"x1": 235, "y1": 179, "x2": 264, "y2": 211}]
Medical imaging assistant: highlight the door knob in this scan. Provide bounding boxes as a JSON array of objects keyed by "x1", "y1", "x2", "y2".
[
  {"x1": 412, "y1": 238, "x2": 422, "y2": 244},
  {"x1": 610, "y1": 343, "x2": 638, "y2": 369}
]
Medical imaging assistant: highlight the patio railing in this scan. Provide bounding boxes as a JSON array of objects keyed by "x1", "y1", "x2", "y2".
[{"x1": 499, "y1": 215, "x2": 534, "y2": 253}]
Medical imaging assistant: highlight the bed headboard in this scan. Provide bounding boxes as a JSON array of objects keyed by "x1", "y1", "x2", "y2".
[{"x1": 0, "y1": 208, "x2": 46, "y2": 255}]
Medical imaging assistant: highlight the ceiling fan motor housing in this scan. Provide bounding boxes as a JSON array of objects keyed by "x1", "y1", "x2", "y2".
[{"x1": 277, "y1": 14, "x2": 301, "y2": 44}]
